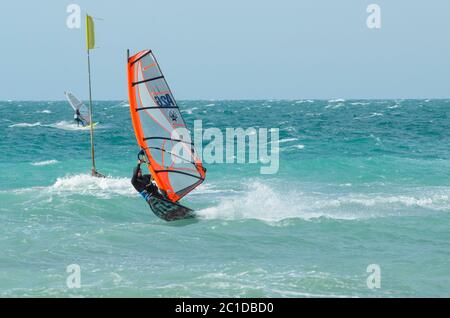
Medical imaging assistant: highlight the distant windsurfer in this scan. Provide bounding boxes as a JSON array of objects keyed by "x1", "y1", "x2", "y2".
[{"x1": 131, "y1": 159, "x2": 164, "y2": 202}]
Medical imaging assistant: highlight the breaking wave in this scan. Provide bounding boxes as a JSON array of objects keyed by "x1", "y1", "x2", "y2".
[
  {"x1": 31, "y1": 160, "x2": 59, "y2": 166},
  {"x1": 9, "y1": 122, "x2": 41, "y2": 128},
  {"x1": 196, "y1": 180, "x2": 450, "y2": 223}
]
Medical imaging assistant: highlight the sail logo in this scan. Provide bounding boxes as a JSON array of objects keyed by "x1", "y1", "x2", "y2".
[
  {"x1": 154, "y1": 94, "x2": 175, "y2": 107},
  {"x1": 169, "y1": 110, "x2": 178, "y2": 122},
  {"x1": 171, "y1": 120, "x2": 279, "y2": 174}
]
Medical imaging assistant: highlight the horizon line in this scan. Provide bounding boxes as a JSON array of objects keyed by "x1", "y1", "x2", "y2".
[{"x1": 2, "y1": 97, "x2": 450, "y2": 102}]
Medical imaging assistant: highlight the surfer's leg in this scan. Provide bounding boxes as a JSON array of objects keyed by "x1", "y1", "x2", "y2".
[
  {"x1": 140, "y1": 191, "x2": 165, "y2": 219},
  {"x1": 140, "y1": 190, "x2": 151, "y2": 202}
]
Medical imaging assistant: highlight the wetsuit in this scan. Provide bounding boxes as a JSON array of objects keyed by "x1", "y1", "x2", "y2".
[
  {"x1": 131, "y1": 163, "x2": 161, "y2": 201},
  {"x1": 74, "y1": 110, "x2": 84, "y2": 127}
]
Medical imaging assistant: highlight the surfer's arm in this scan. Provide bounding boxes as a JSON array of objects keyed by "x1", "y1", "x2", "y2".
[{"x1": 131, "y1": 162, "x2": 141, "y2": 185}]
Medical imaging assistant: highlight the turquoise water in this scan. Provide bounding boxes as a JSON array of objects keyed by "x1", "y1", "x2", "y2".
[{"x1": 0, "y1": 99, "x2": 449, "y2": 297}]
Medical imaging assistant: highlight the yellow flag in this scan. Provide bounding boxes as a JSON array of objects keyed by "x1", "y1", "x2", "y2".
[{"x1": 86, "y1": 15, "x2": 95, "y2": 50}]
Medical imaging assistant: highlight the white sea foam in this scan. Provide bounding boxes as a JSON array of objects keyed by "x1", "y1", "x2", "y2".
[
  {"x1": 196, "y1": 181, "x2": 340, "y2": 222},
  {"x1": 281, "y1": 144, "x2": 305, "y2": 152},
  {"x1": 9, "y1": 122, "x2": 41, "y2": 128},
  {"x1": 7, "y1": 173, "x2": 449, "y2": 223},
  {"x1": 278, "y1": 138, "x2": 298, "y2": 144},
  {"x1": 49, "y1": 174, "x2": 135, "y2": 198},
  {"x1": 109, "y1": 101, "x2": 130, "y2": 108},
  {"x1": 328, "y1": 98, "x2": 345, "y2": 103},
  {"x1": 9, "y1": 174, "x2": 135, "y2": 199},
  {"x1": 283, "y1": 126, "x2": 296, "y2": 133},
  {"x1": 350, "y1": 102, "x2": 369, "y2": 106},
  {"x1": 196, "y1": 181, "x2": 450, "y2": 223},
  {"x1": 325, "y1": 103, "x2": 344, "y2": 109},
  {"x1": 182, "y1": 107, "x2": 198, "y2": 115},
  {"x1": 192, "y1": 183, "x2": 239, "y2": 195},
  {"x1": 8, "y1": 121, "x2": 100, "y2": 131},
  {"x1": 354, "y1": 112, "x2": 384, "y2": 120},
  {"x1": 328, "y1": 194, "x2": 449, "y2": 210},
  {"x1": 47, "y1": 121, "x2": 98, "y2": 131},
  {"x1": 31, "y1": 160, "x2": 59, "y2": 166},
  {"x1": 38, "y1": 110, "x2": 52, "y2": 114}
]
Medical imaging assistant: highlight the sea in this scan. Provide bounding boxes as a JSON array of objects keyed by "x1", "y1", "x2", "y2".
[{"x1": 0, "y1": 99, "x2": 449, "y2": 297}]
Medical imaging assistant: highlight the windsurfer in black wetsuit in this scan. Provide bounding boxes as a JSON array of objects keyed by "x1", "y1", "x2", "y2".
[
  {"x1": 74, "y1": 109, "x2": 84, "y2": 127},
  {"x1": 130, "y1": 150, "x2": 194, "y2": 221},
  {"x1": 131, "y1": 159, "x2": 163, "y2": 202}
]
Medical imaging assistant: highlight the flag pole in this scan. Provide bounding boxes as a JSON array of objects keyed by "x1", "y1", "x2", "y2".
[
  {"x1": 86, "y1": 13, "x2": 103, "y2": 178},
  {"x1": 87, "y1": 48, "x2": 97, "y2": 176}
]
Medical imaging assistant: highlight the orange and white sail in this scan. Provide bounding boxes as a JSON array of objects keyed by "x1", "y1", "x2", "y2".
[{"x1": 127, "y1": 50, "x2": 206, "y2": 202}]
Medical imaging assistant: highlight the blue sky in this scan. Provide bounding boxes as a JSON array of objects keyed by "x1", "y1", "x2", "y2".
[{"x1": 1, "y1": 0, "x2": 449, "y2": 100}]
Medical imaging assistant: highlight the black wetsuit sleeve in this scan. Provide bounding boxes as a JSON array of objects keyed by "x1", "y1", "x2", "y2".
[
  {"x1": 131, "y1": 164, "x2": 141, "y2": 190},
  {"x1": 142, "y1": 175, "x2": 151, "y2": 185}
]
